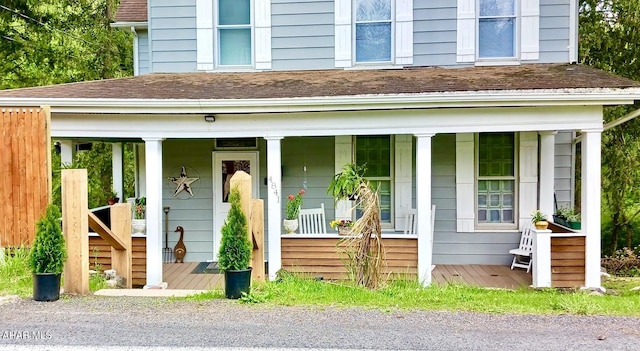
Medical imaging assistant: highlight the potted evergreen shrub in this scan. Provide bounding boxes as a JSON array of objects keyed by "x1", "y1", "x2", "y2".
[
  {"x1": 131, "y1": 197, "x2": 146, "y2": 235},
  {"x1": 327, "y1": 163, "x2": 366, "y2": 201},
  {"x1": 30, "y1": 204, "x2": 67, "y2": 301},
  {"x1": 218, "y1": 186, "x2": 253, "y2": 299}
]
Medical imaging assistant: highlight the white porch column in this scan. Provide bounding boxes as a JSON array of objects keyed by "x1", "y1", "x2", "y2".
[
  {"x1": 582, "y1": 128, "x2": 602, "y2": 288},
  {"x1": 112, "y1": 142, "x2": 124, "y2": 202},
  {"x1": 59, "y1": 140, "x2": 75, "y2": 165},
  {"x1": 266, "y1": 137, "x2": 283, "y2": 280},
  {"x1": 143, "y1": 137, "x2": 164, "y2": 286},
  {"x1": 532, "y1": 228, "x2": 552, "y2": 287},
  {"x1": 415, "y1": 133, "x2": 434, "y2": 286},
  {"x1": 539, "y1": 131, "x2": 556, "y2": 219}
]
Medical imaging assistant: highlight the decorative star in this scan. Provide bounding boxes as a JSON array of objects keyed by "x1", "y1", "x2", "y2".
[{"x1": 169, "y1": 167, "x2": 199, "y2": 197}]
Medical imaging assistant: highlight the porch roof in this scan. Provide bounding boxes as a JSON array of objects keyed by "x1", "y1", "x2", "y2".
[
  {"x1": 113, "y1": 0, "x2": 147, "y2": 23},
  {"x1": 1, "y1": 64, "x2": 639, "y2": 114}
]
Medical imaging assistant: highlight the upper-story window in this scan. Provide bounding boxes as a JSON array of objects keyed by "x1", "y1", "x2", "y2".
[
  {"x1": 456, "y1": 0, "x2": 538, "y2": 64},
  {"x1": 216, "y1": 0, "x2": 252, "y2": 66},
  {"x1": 478, "y1": 0, "x2": 516, "y2": 59},
  {"x1": 354, "y1": 0, "x2": 393, "y2": 63}
]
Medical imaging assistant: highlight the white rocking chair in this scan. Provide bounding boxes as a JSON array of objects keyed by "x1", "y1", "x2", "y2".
[{"x1": 298, "y1": 203, "x2": 327, "y2": 234}]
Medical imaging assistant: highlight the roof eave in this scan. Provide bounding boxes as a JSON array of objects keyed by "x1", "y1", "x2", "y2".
[
  {"x1": 110, "y1": 21, "x2": 148, "y2": 29},
  {"x1": 1, "y1": 89, "x2": 639, "y2": 114}
]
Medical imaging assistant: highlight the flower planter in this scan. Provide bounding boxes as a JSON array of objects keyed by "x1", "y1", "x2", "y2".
[
  {"x1": 338, "y1": 227, "x2": 351, "y2": 236},
  {"x1": 568, "y1": 221, "x2": 581, "y2": 230},
  {"x1": 534, "y1": 220, "x2": 549, "y2": 230},
  {"x1": 283, "y1": 219, "x2": 298, "y2": 234},
  {"x1": 131, "y1": 219, "x2": 146, "y2": 235}
]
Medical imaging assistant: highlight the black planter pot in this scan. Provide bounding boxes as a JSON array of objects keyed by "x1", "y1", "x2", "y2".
[
  {"x1": 33, "y1": 273, "x2": 61, "y2": 301},
  {"x1": 224, "y1": 268, "x2": 252, "y2": 299}
]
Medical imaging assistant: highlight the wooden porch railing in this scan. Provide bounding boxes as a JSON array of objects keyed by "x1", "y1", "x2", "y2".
[{"x1": 62, "y1": 169, "x2": 132, "y2": 294}]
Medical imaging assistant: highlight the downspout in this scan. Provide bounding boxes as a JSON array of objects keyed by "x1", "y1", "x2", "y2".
[
  {"x1": 569, "y1": 0, "x2": 578, "y2": 63},
  {"x1": 131, "y1": 26, "x2": 139, "y2": 76}
]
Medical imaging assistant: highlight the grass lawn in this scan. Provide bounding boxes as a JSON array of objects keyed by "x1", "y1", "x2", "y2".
[
  {"x1": 180, "y1": 274, "x2": 640, "y2": 316},
  {"x1": 3, "y1": 247, "x2": 639, "y2": 316}
]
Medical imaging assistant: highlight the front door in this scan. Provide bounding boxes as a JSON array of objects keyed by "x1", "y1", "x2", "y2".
[{"x1": 212, "y1": 152, "x2": 259, "y2": 261}]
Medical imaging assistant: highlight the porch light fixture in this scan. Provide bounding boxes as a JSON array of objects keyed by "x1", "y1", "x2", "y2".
[{"x1": 204, "y1": 115, "x2": 216, "y2": 123}]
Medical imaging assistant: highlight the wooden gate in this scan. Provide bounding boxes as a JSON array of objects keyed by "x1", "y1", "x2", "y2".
[{"x1": 0, "y1": 107, "x2": 50, "y2": 247}]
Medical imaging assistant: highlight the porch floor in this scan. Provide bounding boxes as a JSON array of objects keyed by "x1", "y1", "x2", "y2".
[{"x1": 163, "y1": 263, "x2": 531, "y2": 290}]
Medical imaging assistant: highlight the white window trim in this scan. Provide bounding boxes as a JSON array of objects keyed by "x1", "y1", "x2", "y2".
[
  {"x1": 353, "y1": 0, "x2": 395, "y2": 65},
  {"x1": 474, "y1": 133, "x2": 518, "y2": 229},
  {"x1": 456, "y1": 0, "x2": 539, "y2": 64},
  {"x1": 354, "y1": 135, "x2": 395, "y2": 229},
  {"x1": 334, "y1": 0, "x2": 413, "y2": 68},
  {"x1": 215, "y1": 0, "x2": 254, "y2": 68},
  {"x1": 476, "y1": 1, "x2": 519, "y2": 62},
  {"x1": 455, "y1": 132, "x2": 538, "y2": 232},
  {"x1": 196, "y1": 0, "x2": 271, "y2": 71}
]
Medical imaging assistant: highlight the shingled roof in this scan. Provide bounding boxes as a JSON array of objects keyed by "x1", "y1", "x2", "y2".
[
  {"x1": 0, "y1": 64, "x2": 638, "y2": 101},
  {"x1": 114, "y1": 0, "x2": 147, "y2": 23}
]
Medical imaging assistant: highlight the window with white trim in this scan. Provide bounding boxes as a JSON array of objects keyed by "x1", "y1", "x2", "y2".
[
  {"x1": 217, "y1": 0, "x2": 252, "y2": 66},
  {"x1": 355, "y1": 0, "x2": 393, "y2": 63},
  {"x1": 456, "y1": 0, "x2": 538, "y2": 63},
  {"x1": 355, "y1": 135, "x2": 393, "y2": 226},
  {"x1": 476, "y1": 132, "x2": 516, "y2": 225},
  {"x1": 478, "y1": 0, "x2": 516, "y2": 59}
]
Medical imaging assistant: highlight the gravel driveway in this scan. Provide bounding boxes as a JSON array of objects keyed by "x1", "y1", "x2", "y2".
[{"x1": 0, "y1": 296, "x2": 639, "y2": 350}]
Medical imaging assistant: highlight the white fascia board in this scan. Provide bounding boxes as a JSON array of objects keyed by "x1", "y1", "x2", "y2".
[
  {"x1": 110, "y1": 22, "x2": 148, "y2": 29},
  {"x1": 50, "y1": 105, "x2": 604, "y2": 139},
  {"x1": 2, "y1": 88, "x2": 639, "y2": 114}
]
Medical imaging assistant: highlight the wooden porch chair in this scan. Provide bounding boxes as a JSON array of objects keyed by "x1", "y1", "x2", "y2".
[
  {"x1": 509, "y1": 226, "x2": 534, "y2": 273},
  {"x1": 298, "y1": 203, "x2": 327, "y2": 234}
]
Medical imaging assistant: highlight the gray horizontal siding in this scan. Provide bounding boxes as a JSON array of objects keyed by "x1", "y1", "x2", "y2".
[
  {"x1": 149, "y1": 0, "x2": 197, "y2": 72},
  {"x1": 426, "y1": 134, "x2": 522, "y2": 265},
  {"x1": 137, "y1": 30, "x2": 149, "y2": 75},
  {"x1": 281, "y1": 136, "x2": 335, "y2": 228},
  {"x1": 413, "y1": 0, "x2": 457, "y2": 67},
  {"x1": 538, "y1": 0, "x2": 570, "y2": 63},
  {"x1": 271, "y1": 0, "x2": 334, "y2": 71},
  {"x1": 554, "y1": 130, "x2": 574, "y2": 210}
]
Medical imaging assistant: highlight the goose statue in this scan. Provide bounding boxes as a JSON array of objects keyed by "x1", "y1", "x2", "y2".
[{"x1": 174, "y1": 226, "x2": 187, "y2": 263}]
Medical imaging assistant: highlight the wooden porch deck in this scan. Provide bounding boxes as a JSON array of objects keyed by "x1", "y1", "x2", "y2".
[{"x1": 163, "y1": 263, "x2": 531, "y2": 290}]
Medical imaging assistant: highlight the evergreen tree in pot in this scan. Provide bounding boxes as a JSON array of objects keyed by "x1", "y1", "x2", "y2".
[
  {"x1": 30, "y1": 204, "x2": 67, "y2": 301},
  {"x1": 218, "y1": 186, "x2": 253, "y2": 299}
]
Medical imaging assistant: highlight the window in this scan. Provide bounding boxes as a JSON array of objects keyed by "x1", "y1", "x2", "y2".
[
  {"x1": 478, "y1": 0, "x2": 516, "y2": 59},
  {"x1": 477, "y1": 133, "x2": 516, "y2": 225},
  {"x1": 355, "y1": 135, "x2": 392, "y2": 225},
  {"x1": 354, "y1": 0, "x2": 392, "y2": 63},
  {"x1": 217, "y1": 0, "x2": 252, "y2": 66}
]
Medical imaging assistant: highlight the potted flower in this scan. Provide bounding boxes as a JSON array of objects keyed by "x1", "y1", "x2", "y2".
[
  {"x1": 218, "y1": 186, "x2": 253, "y2": 299},
  {"x1": 553, "y1": 206, "x2": 571, "y2": 227},
  {"x1": 327, "y1": 163, "x2": 366, "y2": 201},
  {"x1": 30, "y1": 204, "x2": 67, "y2": 301},
  {"x1": 531, "y1": 209, "x2": 549, "y2": 230},
  {"x1": 330, "y1": 219, "x2": 354, "y2": 235},
  {"x1": 107, "y1": 187, "x2": 119, "y2": 205},
  {"x1": 283, "y1": 189, "x2": 304, "y2": 234},
  {"x1": 567, "y1": 212, "x2": 581, "y2": 230},
  {"x1": 131, "y1": 197, "x2": 146, "y2": 235}
]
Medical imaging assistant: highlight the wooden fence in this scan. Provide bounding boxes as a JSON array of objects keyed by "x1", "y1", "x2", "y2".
[{"x1": 0, "y1": 107, "x2": 50, "y2": 247}]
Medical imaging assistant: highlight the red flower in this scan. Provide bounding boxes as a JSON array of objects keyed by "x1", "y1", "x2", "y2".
[
  {"x1": 299, "y1": 189, "x2": 305, "y2": 195},
  {"x1": 288, "y1": 194, "x2": 294, "y2": 201}
]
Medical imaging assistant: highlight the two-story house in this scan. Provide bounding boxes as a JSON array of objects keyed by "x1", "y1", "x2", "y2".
[{"x1": 1, "y1": 0, "x2": 639, "y2": 289}]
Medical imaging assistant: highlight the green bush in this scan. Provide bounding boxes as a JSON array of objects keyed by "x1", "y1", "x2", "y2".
[
  {"x1": 29, "y1": 204, "x2": 67, "y2": 274},
  {"x1": 217, "y1": 187, "x2": 252, "y2": 271}
]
